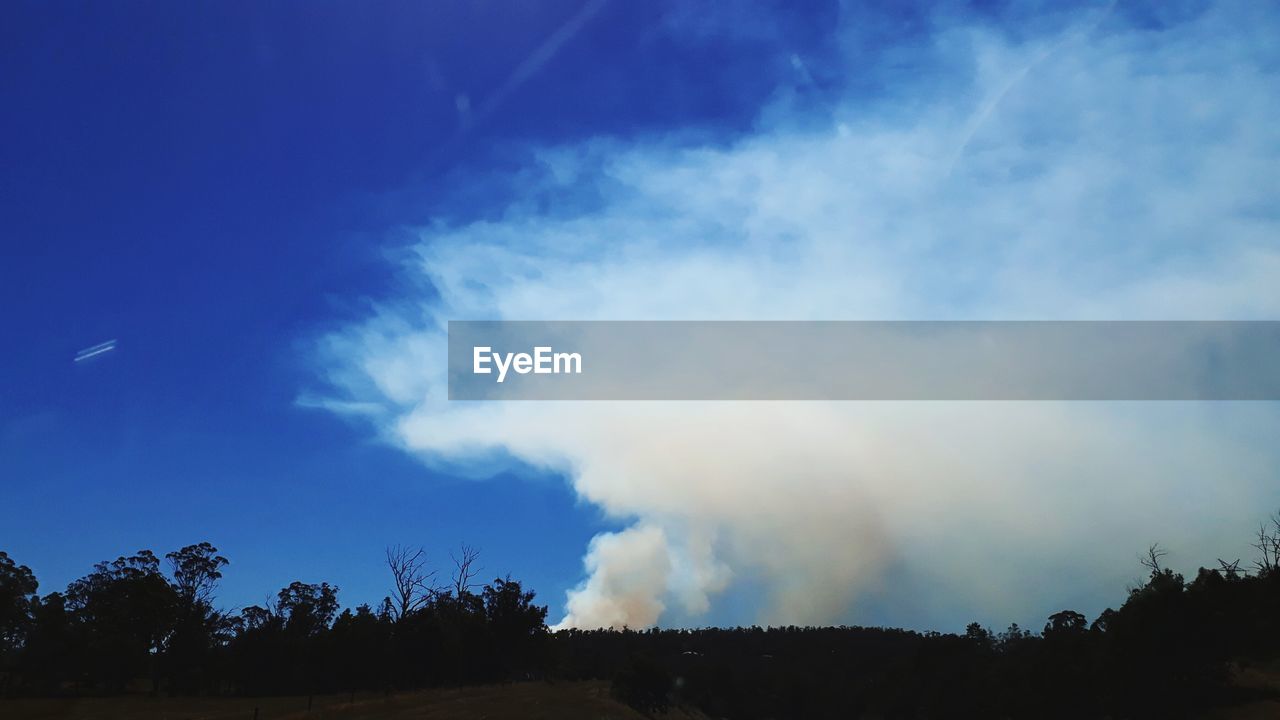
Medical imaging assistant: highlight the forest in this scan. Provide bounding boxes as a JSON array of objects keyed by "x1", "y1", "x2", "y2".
[{"x1": 2, "y1": 514, "x2": 1279, "y2": 719}]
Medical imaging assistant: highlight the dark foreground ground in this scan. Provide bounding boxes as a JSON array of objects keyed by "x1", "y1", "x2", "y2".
[
  {"x1": 0, "y1": 681, "x2": 712, "y2": 720},
  {"x1": 2, "y1": 680, "x2": 1278, "y2": 720}
]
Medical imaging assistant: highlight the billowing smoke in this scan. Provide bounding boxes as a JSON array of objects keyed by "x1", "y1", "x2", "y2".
[{"x1": 313, "y1": 4, "x2": 1280, "y2": 629}]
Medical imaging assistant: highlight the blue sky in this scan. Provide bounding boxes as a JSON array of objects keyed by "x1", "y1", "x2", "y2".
[
  {"x1": 0, "y1": 0, "x2": 787, "y2": 615},
  {"x1": 4, "y1": 1, "x2": 1279, "y2": 631},
  {"x1": 1, "y1": 0, "x2": 862, "y2": 621}
]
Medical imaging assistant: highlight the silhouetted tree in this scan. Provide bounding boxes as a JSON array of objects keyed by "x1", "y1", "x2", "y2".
[
  {"x1": 450, "y1": 544, "x2": 481, "y2": 598},
  {"x1": 1253, "y1": 512, "x2": 1280, "y2": 575},
  {"x1": 166, "y1": 543, "x2": 227, "y2": 605},
  {"x1": 1139, "y1": 543, "x2": 1169, "y2": 574},
  {"x1": 482, "y1": 576, "x2": 549, "y2": 679},
  {"x1": 385, "y1": 545, "x2": 435, "y2": 622},
  {"x1": 163, "y1": 543, "x2": 231, "y2": 693},
  {"x1": 64, "y1": 550, "x2": 178, "y2": 692},
  {"x1": 277, "y1": 581, "x2": 339, "y2": 637},
  {"x1": 963, "y1": 622, "x2": 994, "y2": 650},
  {"x1": 1044, "y1": 610, "x2": 1087, "y2": 637},
  {"x1": 330, "y1": 604, "x2": 391, "y2": 691},
  {"x1": 0, "y1": 552, "x2": 38, "y2": 692}
]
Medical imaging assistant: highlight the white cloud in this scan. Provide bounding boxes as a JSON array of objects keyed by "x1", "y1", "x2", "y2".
[{"x1": 314, "y1": 3, "x2": 1280, "y2": 630}]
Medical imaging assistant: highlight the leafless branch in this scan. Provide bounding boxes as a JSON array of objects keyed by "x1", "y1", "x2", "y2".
[
  {"x1": 1139, "y1": 543, "x2": 1168, "y2": 574},
  {"x1": 386, "y1": 545, "x2": 436, "y2": 621},
  {"x1": 450, "y1": 544, "x2": 482, "y2": 598},
  {"x1": 1252, "y1": 512, "x2": 1280, "y2": 575}
]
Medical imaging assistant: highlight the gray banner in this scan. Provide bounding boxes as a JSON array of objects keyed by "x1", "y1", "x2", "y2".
[{"x1": 447, "y1": 321, "x2": 1280, "y2": 400}]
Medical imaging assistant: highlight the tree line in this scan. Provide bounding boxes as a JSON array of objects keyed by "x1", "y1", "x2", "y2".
[
  {"x1": 0, "y1": 542, "x2": 548, "y2": 697},
  {"x1": 579, "y1": 514, "x2": 1280, "y2": 719},
  {"x1": 2, "y1": 512, "x2": 1280, "y2": 718}
]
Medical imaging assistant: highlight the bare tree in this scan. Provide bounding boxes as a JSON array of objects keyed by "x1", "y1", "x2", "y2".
[
  {"x1": 1252, "y1": 511, "x2": 1280, "y2": 575},
  {"x1": 1139, "y1": 543, "x2": 1168, "y2": 574},
  {"x1": 450, "y1": 544, "x2": 482, "y2": 598},
  {"x1": 385, "y1": 545, "x2": 436, "y2": 621}
]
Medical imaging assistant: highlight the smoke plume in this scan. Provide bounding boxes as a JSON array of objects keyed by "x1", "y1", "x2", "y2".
[{"x1": 314, "y1": 3, "x2": 1280, "y2": 629}]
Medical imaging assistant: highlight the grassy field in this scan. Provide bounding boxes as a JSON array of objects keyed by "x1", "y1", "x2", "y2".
[
  {"x1": 1204, "y1": 661, "x2": 1280, "y2": 720},
  {"x1": 0, "y1": 681, "x2": 708, "y2": 720},
  {"x1": 5, "y1": 679, "x2": 1276, "y2": 719}
]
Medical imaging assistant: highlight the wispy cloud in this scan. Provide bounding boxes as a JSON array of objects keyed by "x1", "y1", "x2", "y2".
[{"x1": 313, "y1": 2, "x2": 1280, "y2": 630}]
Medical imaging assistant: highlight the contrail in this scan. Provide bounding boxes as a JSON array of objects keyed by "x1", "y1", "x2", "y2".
[
  {"x1": 944, "y1": 0, "x2": 1118, "y2": 179},
  {"x1": 470, "y1": 0, "x2": 609, "y2": 128},
  {"x1": 74, "y1": 339, "x2": 117, "y2": 362},
  {"x1": 414, "y1": 0, "x2": 610, "y2": 182}
]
